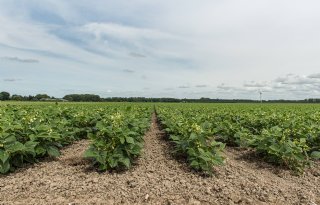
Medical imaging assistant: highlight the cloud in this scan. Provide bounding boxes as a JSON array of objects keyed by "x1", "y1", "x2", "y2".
[
  {"x1": 178, "y1": 85, "x2": 190, "y2": 89},
  {"x1": 3, "y1": 78, "x2": 22, "y2": 82},
  {"x1": 122, "y1": 69, "x2": 135, "y2": 73},
  {"x1": 81, "y1": 22, "x2": 175, "y2": 41},
  {"x1": 274, "y1": 74, "x2": 319, "y2": 85},
  {"x1": 129, "y1": 52, "x2": 146, "y2": 58},
  {"x1": 308, "y1": 73, "x2": 320, "y2": 79},
  {"x1": 243, "y1": 81, "x2": 269, "y2": 88},
  {"x1": 141, "y1": 75, "x2": 147, "y2": 79},
  {"x1": 195, "y1": 84, "x2": 207, "y2": 88},
  {"x1": 217, "y1": 84, "x2": 233, "y2": 90},
  {"x1": 1, "y1": 56, "x2": 39, "y2": 63}
]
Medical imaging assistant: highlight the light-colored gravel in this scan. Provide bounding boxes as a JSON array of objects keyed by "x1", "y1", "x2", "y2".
[{"x1": 0, "y1": 113, "x2": 319, "y2": 205}]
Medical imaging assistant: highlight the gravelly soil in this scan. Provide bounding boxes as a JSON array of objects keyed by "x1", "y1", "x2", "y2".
[{"x1": 0, "y1": 113, "x2": 319, "y2": 205}]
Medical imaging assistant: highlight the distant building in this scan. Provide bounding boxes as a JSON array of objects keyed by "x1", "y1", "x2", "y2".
[{"x1": 40, "y1": 98, "x2": 68, "y2": 102}]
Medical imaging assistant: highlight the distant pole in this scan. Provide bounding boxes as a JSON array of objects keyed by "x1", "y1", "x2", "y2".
[{"x1": 259, "y1": 90, "x2": 262, "y2": 103}]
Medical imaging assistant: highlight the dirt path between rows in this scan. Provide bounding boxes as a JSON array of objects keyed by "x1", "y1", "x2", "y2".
[{"x1": 0, "y1": 113, "x2": 319, "y2": 205}]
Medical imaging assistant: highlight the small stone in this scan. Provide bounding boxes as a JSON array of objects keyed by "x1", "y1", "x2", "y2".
[
  {"x1": 106, "y1": 199, "x2": 115, "y2": 204},
  {"x1": 206, "y1": 187, "x2": 211, "y2": 194},
  {"x1": 145, "y1": 194, "x2": 149, "y2": 201},
  {"x1": 229, "y1": 194, "x2": 241, "y2": 203},
  {"x1": 163, "y1": 180, "x2": 171, "y2": 188},
  {"x1": 127, "y1": 180, "x2": 137, "y2": 188},
  {"x1": 188, "y1": 198, "x2": 201, "y2": 205}
]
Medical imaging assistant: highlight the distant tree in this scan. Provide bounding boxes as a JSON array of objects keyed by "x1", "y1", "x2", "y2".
[
  {"x1": 0, "y1": 91, "x2": 10, "y2": 100},
  {"x1": 63, "y1": 94, "x2": 101, "y2": 102},
  {"x1": 11, "y1": 94, "x2": 24, "y2": 101},
  {"x1": 27, "y1": 95, "x2": 35, "y2": 101},
  {"x1": 34, "y1": 94, "x2": 50, "y2": 100}
]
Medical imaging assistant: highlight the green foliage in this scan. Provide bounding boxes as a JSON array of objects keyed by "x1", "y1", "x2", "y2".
[
  {"x1": 158, "y1": 110, "x2": 225, "y2": 175},
  {"x1": 84, "y1": 108, "x2": 151, "y2": 171},
  {"x1": 252, "y1": 126, "x2": 310, "y2": 173},
  {"x1": 0, "y1": 103, "x2": 152, "y2": 174},
  {"x1": 310, "y1": 151, "x2": 320, "y2": 159},
  {"x1": 157, "y1": 103, "x2": 320, "y2": 174},
  {"x1": 1, "y1": 102, "x2": 320, "y2": 175}
]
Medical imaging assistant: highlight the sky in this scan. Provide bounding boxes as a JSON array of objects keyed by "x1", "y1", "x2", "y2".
[{"x1": 0, "y1": 0, "x2": 320, "y2": 100}]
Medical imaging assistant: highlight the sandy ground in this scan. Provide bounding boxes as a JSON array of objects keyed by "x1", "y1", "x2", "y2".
[{"x1": 0, "y1": 113, "x2": 319, "y2": 205}]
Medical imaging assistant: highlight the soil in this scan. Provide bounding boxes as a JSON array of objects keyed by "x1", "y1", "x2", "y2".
[{"x1": 0, "y1": 113, "x2": 319, "y2": 205}]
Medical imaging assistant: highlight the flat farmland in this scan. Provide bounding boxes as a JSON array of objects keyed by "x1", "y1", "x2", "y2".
[{"x1": 0, "y1": 102, "x2": 319, "y2": 205}]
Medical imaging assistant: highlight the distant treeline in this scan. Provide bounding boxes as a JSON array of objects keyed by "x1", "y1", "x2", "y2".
[{"x1": 1, "y1": 91, "x2": 320, "y2": 103}]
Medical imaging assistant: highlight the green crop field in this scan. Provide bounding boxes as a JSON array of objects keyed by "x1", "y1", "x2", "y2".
[
  {"x1": 1, "y1": 102, "x2": 320, "y2": 175},
  {"x1": 0, "y1": 102, "x2": 153, "y2": 173},
  {"x1": 157, "y1": 103, "x2": 320, "y2": 174}
]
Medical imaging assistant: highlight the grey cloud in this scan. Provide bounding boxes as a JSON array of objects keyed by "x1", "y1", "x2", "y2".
[
  {"x1": 274, "y1": 77, "x2": 288, "y2": 83},
  {"x1": 129, "y1": 52, "x2": 146, "y2": 58},
  {"x1": 122, "y1": 69, "x2": 135, "y2": 73},
  {"x1": 141, "y1": 75, "x2": 147, "y2": 79},
  {"x1": 308, "y1": 73, "x2": 320, "y2": 79},
  {"x1": 3, "y1": 78, "x2": 22, "y2": 82},
  {"x1": 272, "y1": 83, "x2": 288, "y2": 89},
  {"x1": 178, "y1": 85, "x2": 190, "y2": 89},
  {"x1": 217, "y1": 84, "x2": 233, "y2": 90},
  {"x1": 195, "y1": 84, "x2": 207, "y2": 88},
  {"x1": 274, "y1": 75, "x2": 318, "y2": 85},
  {"x1": 1, "y1": 56, "x2": 39, "y2": 63},
  {"x1": 286, "y1": 78, "x2": 315, "y2": 85},
  {"x1": 243, "y1": 81, "x2": 268, "y2": 87},
  {"x1": 271, "y1": 75, "x2": 320, "y2": 94}
]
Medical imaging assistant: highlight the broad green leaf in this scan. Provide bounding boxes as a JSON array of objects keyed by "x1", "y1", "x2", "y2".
[
  {"x1": 0, "y1": 150, "x2": 9, "y2": 163},
  {"x1": 119, "y1": 136, "x2": 125, "y2": 144},
  {"x1": 125, "y1": 136, "x2": 134, "y2": 144},
  {"x1": 0, "y1": 160, "x2": 10, "y2": 174},
  {"x1": 24, "y1": 141, "x2": 39, "y2": 154},
  {"x1": 3, "y1": 136, "x2": 16, "y2": 145},
  {"x1": 190, "y1": 160, "x2": 199, "y2": 168},
  {"x1": 310, "y1": 151, "x2": 320, "y2": 159},
  {"x1": 35, "y1": 146, "x2": 46, "y2": 156},
  {"x1": 47, "y1": 146, "x2": 60, "y2": 157},
  {"x1": 121, "y1": 158, "x2": 130, "y2": 168},
  {"x1": 170, "y1": 135, "x2": 179, "y2": 141},
  {"x1": 84, "y1": 148, "x2": 98, "y2": 158},
  {"x1": 5, "y1": 142, "x2": 25, "y2": 153},
  {"x1": 189, "y1": 133, "x2": 197, "y2": 140}
]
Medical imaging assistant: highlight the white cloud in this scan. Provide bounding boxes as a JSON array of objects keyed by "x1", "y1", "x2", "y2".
[
  {"x1": 81, "y1": 22, "x2": 175, "y2": 41},
  {"x1": 1, "y1": 56, "x2": 39, "y2": 63},
  {"x1": 243, "y1": 81, "x2": 269, "y2": 88}
]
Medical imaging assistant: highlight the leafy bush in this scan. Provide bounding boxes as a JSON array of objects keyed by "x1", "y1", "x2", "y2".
[{"x1": 84, "y1": 108, "x2": 151, "y2": 171}]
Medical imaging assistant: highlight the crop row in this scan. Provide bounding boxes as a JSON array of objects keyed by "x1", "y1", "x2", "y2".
[
  {"x1": 0, "y1": 104, "x2": 152, "y2": 174},
  {"x1": 157, "y1": 104, "x2": 320, "y2": 174}
]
